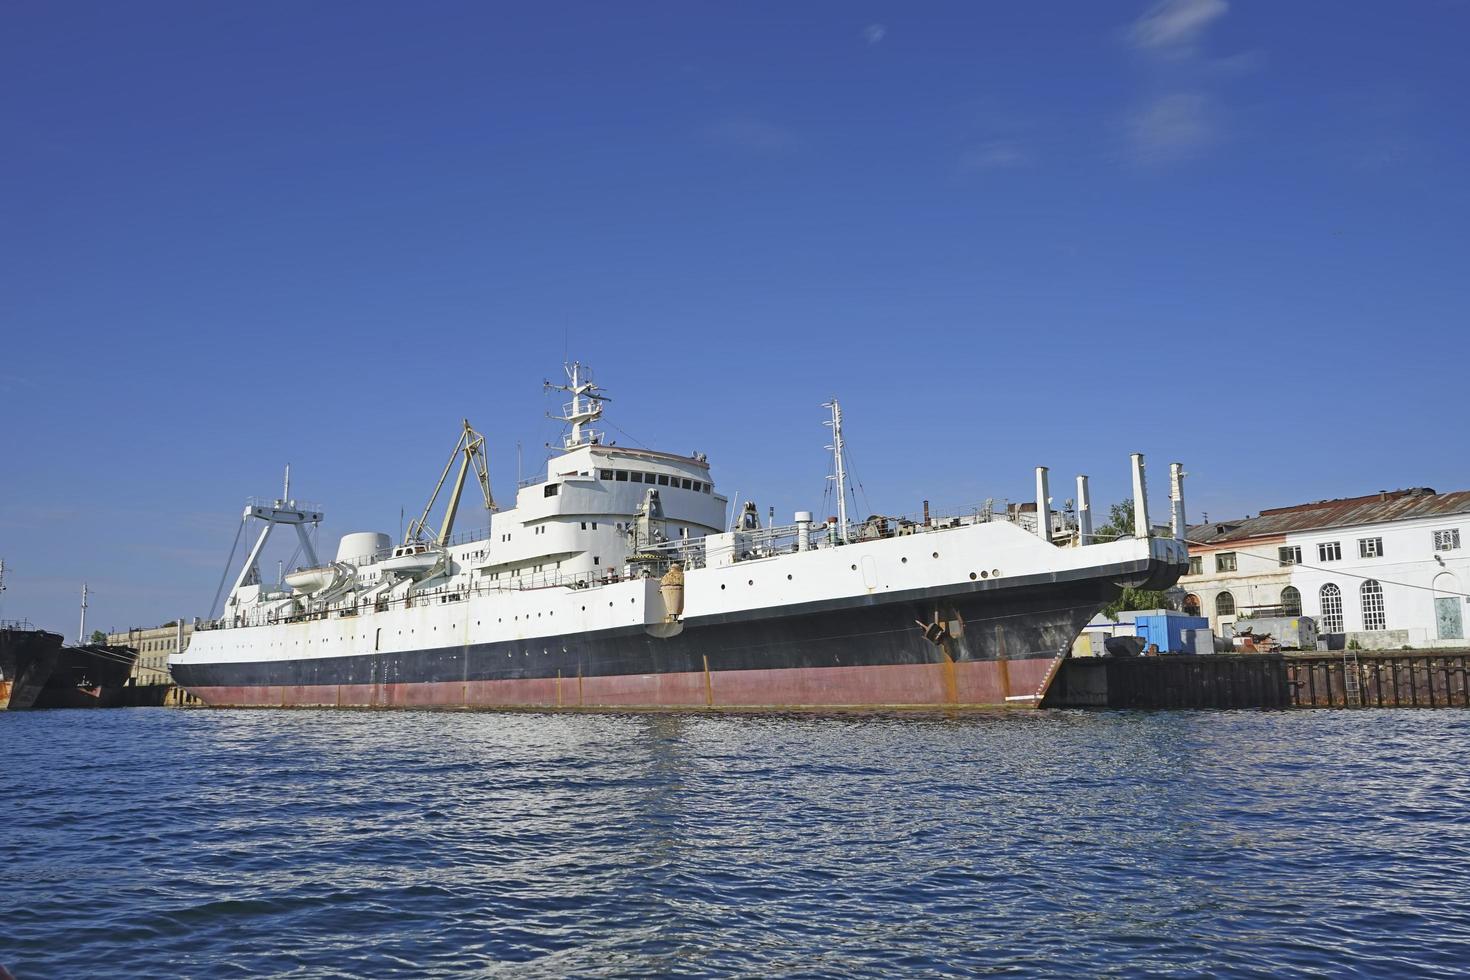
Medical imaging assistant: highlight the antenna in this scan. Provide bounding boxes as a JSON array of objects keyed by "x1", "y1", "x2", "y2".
[
  {"x1": 78, "y1": 582, "x2": 89, "y2": 645},
  {"x1": 822, "y1": 399, "x2": 850, "y2": 544},
  {"x1": 545, "y1": 362, "x2": 608, "y2": 450}
]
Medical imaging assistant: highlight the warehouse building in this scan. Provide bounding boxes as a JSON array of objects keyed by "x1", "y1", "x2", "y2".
[{"x1": 1179, "y1": 488, "x2": 1470, "y2": 649}]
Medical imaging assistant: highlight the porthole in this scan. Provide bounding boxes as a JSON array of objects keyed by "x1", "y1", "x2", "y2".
[
  {"x1": 932, "y1": 552, "x2": 939, "y2": 559},
  {"x1": 747, "y1": 579, "x2": 754, "y2": 586},
  {"x1": 901, "y1": 557, "x2": 908, "y2": 564},
  {"x1": 981, "y1": 571, "x2": 988, "y2": 578},
  {"x1": 970, "y1": 572, "x2": 978, "y2": 580},
  {"x1": 992, "y1": 569, "x2": 1000, "y2": 577},
  {"x1": 787, "y1": 574, "x2": 793, "y2": 580},
  {"x1": 720, "y1": 584, "x2": 726, "y2": 590},
  {"x1": 851, "y1": 564, "x2": 857, "y2": 571}
]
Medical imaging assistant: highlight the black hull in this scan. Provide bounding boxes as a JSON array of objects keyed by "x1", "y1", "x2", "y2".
[
  {"x1": 174, "y1": 570, "x2": 1158, "y2": 708},
  {"x1": 0, "y1": 627, "x2": 65, "y2": 711}
]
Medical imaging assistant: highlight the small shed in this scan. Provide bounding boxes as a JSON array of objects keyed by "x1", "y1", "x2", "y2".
[{"x1": 1132, "y1": 611, "x2": 1211, "y2": 654}]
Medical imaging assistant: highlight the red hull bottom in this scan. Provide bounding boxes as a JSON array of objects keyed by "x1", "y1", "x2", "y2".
[{"x1": 187, "y1": 658, "x2": 1059, "y2": 710}]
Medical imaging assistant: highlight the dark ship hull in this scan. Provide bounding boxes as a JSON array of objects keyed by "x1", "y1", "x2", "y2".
[
  {"x1": 172, "y1": 561, "x2": 1172, "y2": 710},
  {"x1": 0, "y1": 625, "x2": 64, "y2": 710},
  {"x1": 31, "y1": 644, "x2": 139, "y2": 709}
]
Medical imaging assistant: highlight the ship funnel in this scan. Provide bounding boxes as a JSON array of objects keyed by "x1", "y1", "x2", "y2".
[
  {"x1": 1076, "y1": 475, "x2": 1092, "y2": 545},
  {"x1": 1169, "y1": 463, "x2": 1186, "y2": 542},
  {"x1": 1131, "y1": 453, "x2": 1150, "y2": 539},
  {"x1": 1034, "y1": 467, "x2": 1052, "y2": 543},
  {"x1": 795, "y1": 511, "x2": 812, "y2": 552}
]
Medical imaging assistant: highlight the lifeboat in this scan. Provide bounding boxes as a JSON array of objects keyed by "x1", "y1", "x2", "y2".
[
  {"x1": 284, "y1": 565, "x2": 336, "y2": 595},
  {"x1": 377, "y1": 543, "x2": 440, "y2": 579}
]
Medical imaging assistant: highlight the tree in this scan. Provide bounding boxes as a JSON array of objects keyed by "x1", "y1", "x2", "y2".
[
  {"x1": 88, "y1": 629, "x2": 107, "y2": 644},
  {"x1": 1093, "y1": 500, "x2": 1171, "y2": 620}
]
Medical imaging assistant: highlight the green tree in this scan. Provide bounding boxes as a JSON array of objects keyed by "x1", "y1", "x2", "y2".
[
  {"x1": 1093, "y1": 500, "x2": 1171, "y2": 620},
  {"x1": 88, "y1": 629, "x2": 107, "y2": 644}
]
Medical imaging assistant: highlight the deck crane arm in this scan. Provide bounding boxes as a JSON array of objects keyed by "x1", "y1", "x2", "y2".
[{"x1": 406, "y1": 420, "x2": 497, "y2": 547}]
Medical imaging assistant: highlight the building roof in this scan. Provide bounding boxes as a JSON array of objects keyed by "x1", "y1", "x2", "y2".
[{"x1": 1187, "y1": 487, "x2": 1470, "y2": 545}]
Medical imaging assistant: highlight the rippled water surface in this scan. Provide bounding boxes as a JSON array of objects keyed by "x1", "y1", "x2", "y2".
[{"x1": 5, "y1": 707, "x2": 1470, "y2": 978}]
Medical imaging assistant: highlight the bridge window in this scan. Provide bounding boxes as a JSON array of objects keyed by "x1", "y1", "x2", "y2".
[
  {"x1": 600, "y1": 469, "x2": 612, "y2": 479},
  {"x1": 681, "y1": 478, "x2": 692, "y2": 489},
  {"x1": 615, "y1": 470, "x2": 628, "y2": 481},
  {"x1": 657, "y1": 474, "x2": 670, "y2": 486},
  {"x1": 544, "y1": 484, "x2": 559, "y2": 497}
]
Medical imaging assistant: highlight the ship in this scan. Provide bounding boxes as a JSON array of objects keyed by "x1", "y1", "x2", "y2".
[
  {"x1": 171, "y1": 363, "x2": 1189, "y2": 710},
  {"x1": 0, "y1": 620, "x2": 64, "y2": 710},
  {"x1": 1, "y1": 570, "x2": 141, "y2": 710}
]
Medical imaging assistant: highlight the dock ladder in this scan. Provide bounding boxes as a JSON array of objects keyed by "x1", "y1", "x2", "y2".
[{"x1": 1343, "y1": 648, "x2": 1363, "y2": 706}]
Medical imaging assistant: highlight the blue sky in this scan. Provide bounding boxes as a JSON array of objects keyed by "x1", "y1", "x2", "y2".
[{"x1": 3, "y1": 0, "x2": 1467, "y2": 635}]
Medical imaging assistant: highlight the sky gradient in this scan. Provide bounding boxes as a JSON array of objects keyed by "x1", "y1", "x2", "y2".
[{"x1": 3, "y1": 1, "x2": 1468, "y2": 635}]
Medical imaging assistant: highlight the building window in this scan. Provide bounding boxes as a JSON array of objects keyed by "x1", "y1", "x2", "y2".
[
  {"x1": 1183, "y1": 593, "x2": 1201, "y2": 616},
  {"x1": 1216, "y1": 552, "x2": 1237, "y2": 573},
  {"x1": 1281, "y1": 586, "x2": 1302, "y2": 617},
  {"x1": 1278, "y1": 546, "x2": 1302, "y2": 567},
  {"x1": 1318, "y1": 541, "x2": 1342, "y2": 562},
  {"x1": 1216, "y1": 591, "x2": 1235, "y2": 617},
  {"x1": 1434, "y1": 529, "x2": 1461, "y2": 552},
  {"x1": 1188, "y1": 556, "x2": 1203, "y2": 576},
  {"x1": 1361, "y1": 579, "x2": 1386, "y2": 630},
  {"x1": 1319, "y1": 583, "x2": 1343, "y2": 633},
  {"x1": 1358, "y1": 537, "x2": 1384, "y2": 559}
]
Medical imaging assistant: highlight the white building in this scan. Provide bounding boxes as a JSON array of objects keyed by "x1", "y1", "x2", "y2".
[{"x1": 1179, "y1": 488, "x2": 1470, "y2": 649}]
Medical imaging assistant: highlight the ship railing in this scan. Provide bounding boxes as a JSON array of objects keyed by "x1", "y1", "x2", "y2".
[
  {"x1": 633, "y1": 502, "x2": 1049, "y2": 569},
  {"x1": 0, "y1": 618, "x2": 35, "y2": 631},
  {"x1": 244, "y1": 496, "x2": 323, "y2": 514}
]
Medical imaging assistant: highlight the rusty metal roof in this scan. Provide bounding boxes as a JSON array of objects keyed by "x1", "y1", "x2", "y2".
[{"x1": 1187, "y1": 487, "x2": 1470, "y2": 545}]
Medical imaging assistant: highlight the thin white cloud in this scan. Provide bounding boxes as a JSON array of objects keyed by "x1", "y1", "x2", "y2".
[
  {"x1": 864, "y1": 24, "x2": 887, "y2": 46},
  {"x1": 959, "y1": 140, "x2": 1030, "y2": 172},
  {"x1": 1129, "y1": 0, "x2": 1229, "y2": 54},
  {"x1": 700, "y1": 117, "x2": 803, "y2": 156},
  {"x1": 1126, "y1": 92, "x2": 1218, "y2": 164}
]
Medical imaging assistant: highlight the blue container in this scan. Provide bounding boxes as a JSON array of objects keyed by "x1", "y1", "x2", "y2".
[{"x1": 1132, "y1": 612, "x2": 1211, "y2": 654}]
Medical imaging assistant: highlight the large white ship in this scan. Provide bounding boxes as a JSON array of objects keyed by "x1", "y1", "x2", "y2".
[{"x1": 171, "y1": 363, "x2": 1188, "y2": 709}]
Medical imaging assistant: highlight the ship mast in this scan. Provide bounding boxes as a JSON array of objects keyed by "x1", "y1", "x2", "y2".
[
  {"x1": 823, "y1": 399, "x2": 850, "y2": 545},
  {"x1": 546, "y1": 362, "x2": 607, "y2": 451},
  {"x1": 78, "y1": 581, "x2": 89, "y2": 645}
]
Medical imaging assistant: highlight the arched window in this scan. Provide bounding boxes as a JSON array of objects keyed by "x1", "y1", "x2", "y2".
[
  {"x1": 1281, "y1": 586, "x2": 1302, "y2": 617},
  {"x1": 1183, "y1": 593, "x2": 1201, "y2": 616},
  {"x1": 1319, "y1": 583, "x2": 1343, "y2": 633},
  {"x1": 1216, "y1": 591, "x2": 1235, "y2": 617},
  {"x1": 1361, "y1": 580, "x2": 1386, "y2": 631}
]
